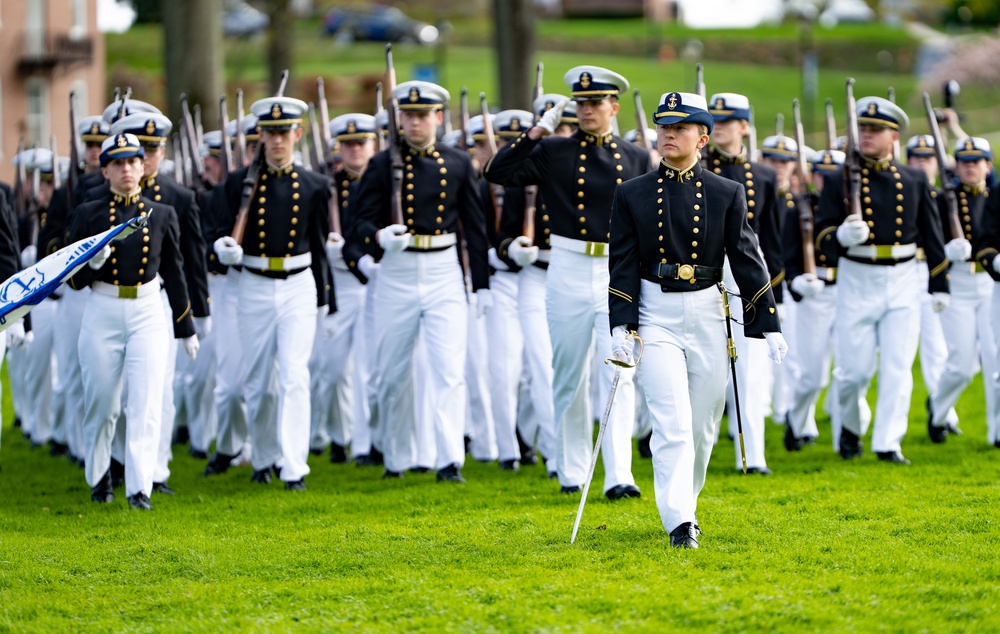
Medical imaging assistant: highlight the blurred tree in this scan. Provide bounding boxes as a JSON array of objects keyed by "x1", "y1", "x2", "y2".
[
  {"x1": 263, "y1": 0, "x2": 295, "y2": 94},
  {"x1": 943, "y1": 0, "x2": 1000, "y2": 25},
  {"x1": 164, "y1": 0, "x2": 224, "y2": 125},
  {"x1": 494, "y1": 0, "x2": 535, "y2": 111}
]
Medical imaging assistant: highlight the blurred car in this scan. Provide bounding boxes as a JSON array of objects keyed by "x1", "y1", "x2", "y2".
[
  {"x1": 818, "y1": 0, "x2": 875, "y2": 27},
  {"x1": 322, "y1": 6, "x2": 439, "y2": 44},
  {"x1": 224, "y1": 0, "x2": 269, "y2": 37}
]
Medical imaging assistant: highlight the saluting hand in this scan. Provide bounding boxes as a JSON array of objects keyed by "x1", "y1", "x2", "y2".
[{"x1": 535, "y1": 98, "x2": 569, "y2": 137}]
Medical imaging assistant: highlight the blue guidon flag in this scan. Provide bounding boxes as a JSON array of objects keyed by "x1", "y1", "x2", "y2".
[{"x1": 0, "y1": 215, "x2": 148, "y2": 331}]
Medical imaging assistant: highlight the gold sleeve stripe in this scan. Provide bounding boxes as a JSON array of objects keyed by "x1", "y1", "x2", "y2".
[
  {"x1": 176, "y1": 301, "x2": 191, "y2": 323},
  {"x1": 976, "y1": 247, "x2": 998, "y2": 260},
  {"x1": 499, "y1": 237, "x2": 514, "y2": 257},
  {"x1": 749, "y1": 283, "x2": 769, "y2": 307},
  {"x1": 929, "y1": 261, "x2": 949, "y2": 277},
  {"x1": 815, "y1": 226, "x2": 837, "y2": 251},
  {"x1": 770, "y1": 270, "x2": 785, "y2": 288},
  {"x1": 609, "y1": 287, "x2": 632, "y2": 303}
]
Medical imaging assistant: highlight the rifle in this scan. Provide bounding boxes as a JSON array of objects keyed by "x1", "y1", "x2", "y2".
[
  {"x1": 374, "y1": 82, "x2": 385, "y2": 152},
  {"x1": 235, "y1": 88, "x2": 247, "y2": 167},
  {"x1": 117, "y1": 87, "x2": 131, "y2": 122},
  {"x1": 923, "y1": 92, "x2": 963, "y2": 241},
  {"x1": 522, "y1": 62, "x2": 544, "y2": 244},
  {"x1": 13, "y1": 139, "x2": 27, "y2": 218},
  {"x1": 747, "y1": 106, "x2": 758, "y2": 160},
  {"x1": 219, "y1": 94, "x2": 233, "y2": 182},
  {"x1": 888, "y1": 87, "x2": 900, "y2": 161},
  {"x1": 824, "y1": 98, "x2": 837, "y2": 150},
  {"x1": 317, "y1": 77, "x2": 333, "y2": 172},
  {"x1": 68, "y1": 91, "x2": 81, "y2": 205},
  {"x1": 775, "y1": 112, "x2": 784, "y2": 136},
  {"x1": 307, "y1": 103, "x2": 325, "y2": 175},
  {"x1": 479, "y1": 92, "x2": 504, "y2": 232},
  {"x1": 180, "y1": 93, "x2": 210, "y2": 189},
  {"x1": 442, "y1": 104, "x2": 454, "y2": 135},
  {"x1": 695, "y1": 64, "x2": 705, "y2": 99},
  {"x1": 792, "y1": 99, "x2": 816, "y2": 276},
  {"x1": 384, "y1": 44, "x2": 404, "y2": 226},
  {"x1": 194, "y1": 104, "x2": 205, "y2": 148},
  {"x1": 308, "y1": 101, "x2": 343, "y2": 235},
  {"x1": 458, "y1": 88, "x2": 471, "y2": 152},
  {"x1": 50, "y1": 135, "x2": 62, "y2": 191},
  {"x1": 633, "y1": 88, "x2": 651, "y2": 149},
  {"x1": 172, "y1": 133, "x2": 189, "y2": 189},
  {"x1": 231, "y1": 69, "x2": 288, "y2": 245},
  {"x1": 843, "y1": 78, "x2": 864, "y2": 221}
]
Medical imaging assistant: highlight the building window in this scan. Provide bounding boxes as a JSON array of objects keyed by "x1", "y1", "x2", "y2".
[
  {"x1": 26, "y1": 0, "x2": 46, "y2": 57},
  {"x1": 71, "y1": 0, "x2": 87, "y2": 40},
  {"x1": 26, "y1": 78, "x2": 50, "y2": 148}
]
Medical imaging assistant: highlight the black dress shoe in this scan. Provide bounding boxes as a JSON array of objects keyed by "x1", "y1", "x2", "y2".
[
  {"x1": 284, "y1": 479, "x2": 306, "y2": 491},
  {"x1": 928, "y1": 420, "x2": 948, "y2": 444},
  {"x1": 605, "y1": 484, "x2": 641, "y2": 500},
  {"x1": 436, "y1": 464, "x2": 466, "y2": 483},
  {"x1": 203, "y1": 451, "x2": 236, "y2": 476},
  {"x1": 499, "y1": 459, "x2": 520, "y2": 472},
  {"x1": 357, "y1": 447, "x2": 384, "y2": 467},
  {"x1": 308, "y1": 447, "x2": 324, "y2": 456},
  {"x1": 49, "y1": 440, "x2": 69, "y2": 457},
  {"x1": 783, "y1": 420, "x2": 805, "y2": 452},
  {"x1": 272, "y1": 465, "x2": 283, "y2": 479},
  {"x1": 744, "y1": 466, "x2": 773, "y2": 475},
  {"x1": 110, "y1": 458, "x2": 126, "y2": 488},
  {"x1": 128, "y1": 492, "x2": 153, "y2": 510},
  {"x1": 13, "y1": 416, "x2": 21, "y2": 428},
  {"x1": 152, "y1": 482, "x2": 176, "y2": 495},
  {"x1": 409, "y1": 466, "x2": 433, "y2": 474},
  {"x1": 560, "y1": 485, "x2": 581, "y2": 494},
  {"x1": 670, "y1": 522, "x2": 699, "y2": 549},
  {"x1": 172, "y1": 426, "x2": 190, "y2": 446},
  {"x1": 994, "y1": 439, "x2": 1000, "y2": 449},
  {"x1": 802, "y1": 436, "x2": 817, "y2": 446},
  {"x1": 329, "y1": 442, "x2": 348, "y2": 464},
  {"x1": 188, "y1": 447, "x2": 208, "y2": 460},
  {"x1": 464, "y1": 435, "x2": 472, "y2": 455},
  {"x1": 548, "y1": 470, "x2": 558, "y2": 480},
  {"x1": 876, "y1": 451, "x2": 911, "y2": 465},
  {"x1": 382, "y1": 469, "x2": 404, "y2": 478},
  {"x1": 839, "y1": 428, "x2": 864, "y2": 460},
  {"x1": 638, "y1": 431, "x2": 653, "y2": 458},
  {"x1": 90, "y1": 471, "x2": 115, "y2": 503},
  {"x1": 251, "y1": 468, "x2": 272, "y2": 484},
  {"x1": 515, "y1": 429, "x2": 538, "y2": 465}
]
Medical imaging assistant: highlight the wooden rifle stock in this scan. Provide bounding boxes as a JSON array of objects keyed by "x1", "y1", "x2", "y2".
[
  {"x1": 923, "y1": 92, "x2": 963, "y2": 240},
  {"x1": 235, "y1": 89, "x2": 247, "y2": 167},
  {"x1": 219, "y1": 95, "x2": 233, "y2": 181},
  {"x1": 844, "y1": 78, "x2": 864, "y2": 220},
  {"x1": 479, "y1": 93, "x2": 504, "y2": 232},
  {"x1": 824, "y1": 98, "x2": 837, "y2": 150},
  {"x1": 792, "y1": 99, "x2": 816, "y2": 276},
  {"x1": 180, "y1": 94, "x2": 209, "y2": 189},
  {"x1": 633, "y1": 89, "x2": 651, "y2": 150},
  {"x1": 523, "y1": 62, "x2": 545, "y2": 244},
  {"x1": 193, "y1": 104, "x2": 204, "y2": 148}
]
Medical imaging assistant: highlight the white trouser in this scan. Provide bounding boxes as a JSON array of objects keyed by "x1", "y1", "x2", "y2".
[
  {"x1": 487, "y1": 270, "x2": 524, "y2": 462},
  {"x1": 992, "y1": 283, "x2": 1000, "y2": 442},
  {"x1": 834, "y1": 258, "x2": 921, "y2": 453},
  {"x1": 152, "y1": 291, "x2": 179, "y2": 483},
  {"x1": 19, "y1": 297, "x2": 58, "y2": 444},
  {"x1": 375, "y1": 246, "x2": 468, "y2": 473},
  {"x1": 175, "y1": 284, "x2": 217, "y2": 454},
  {"x1": 637, "y1": 283, "x2": 728, "y2": 533},
  {"x1": 771, "y1": 298, "x2": 796, "y2": 423},
  {"x1": 6, "y1": 345, "x2": 26, "y2": 438},
  {"x1": 414, "y1": 333, "x2": 437, "y2": 469},
  {"x1": 517, "y1": 264, "x2": 557, "y2": 471},
  {"x1": 213, "y1": 269, "x2": 248, "y2": 457},
  {"x1": 465, "y1": 296, "x2": 497, "y2": 461},
  {"x1": 354, "y1": 280, "x2": 379, "y2": 457},
  {"x1": 547, "y1": 246, "x2": 635, "y2": 493},
  {"x1": 787, "y1": 285, "x2": 835, "y2": 440},
  {"x1": 917, "y1": 260, "x2": 957, "y2": 426},
  {"x1": 723, "y1": 257, "x2": 770, "y2": 470},
  {"x1": 53, "y1": 287, "x2": 90, "y2": 458},
  {"x1": 239, "y1": 268, "x2": 317, "y2": 482},
  {"x1": 309, "y1": 267, "x2": 366, "y2": 451},
  {"x1": 80, "y1": 291, "x2": 168, "y2": 498},
  {"x1": 932, "y1": 268, "x2": 998, "y2": 440}
]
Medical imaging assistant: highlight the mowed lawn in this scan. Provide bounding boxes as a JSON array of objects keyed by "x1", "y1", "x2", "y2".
[{"x1": 1, "y1": 361, "x2": 998, "y2": 632}]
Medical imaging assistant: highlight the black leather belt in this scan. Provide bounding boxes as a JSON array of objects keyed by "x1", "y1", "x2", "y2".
[
  {"x1": 245, "y1": 266, "x2": 308, "y2": 280},
  {"x1": 648, "y1": 262, "x2": 723, "y2": 282},
  {"x1": 532, "y1": 260, "x2": 549, "y2": 271}
]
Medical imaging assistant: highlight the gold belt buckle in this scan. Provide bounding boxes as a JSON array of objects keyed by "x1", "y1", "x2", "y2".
[
  {"x1": 267, "y1": 257, "x2": 284, "y2": 271},
  {"x1": 875, "y1": 245, "x2": 892, "y2": 259},
  {"x1": 413, "y1": 235, "x2": 431, "y2": 250},
  {"x1": 677, "y1": 264, "x2": 695, "y2": 281},
  {"x1": 118, "y1": 286, "x2": 138, "y2": 299},
  {"x1": 584, "y1": 241, "x2": 605, "y2": 257}
]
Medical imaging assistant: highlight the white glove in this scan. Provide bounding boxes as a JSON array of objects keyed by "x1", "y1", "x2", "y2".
[
  {"x1": 488, "y1": 248, "x2": 509, "y2": 272},
  {"x1": 475, "y1": 288, "x2": 493, "y2": 318},
  {"x1": 931, "y1": 292, "x2": 950, "y2": 313},
  {"x1": 182, "y1": 335, "x2": 200, "y2": 360},
  {"x1": 993, "y1": 254, "x2": 1000, "y2": 275},
  {"x1": 6, "y1": 320, "x2": 27, "y2": 348},
  {"x1": 944, "y1": 238, "x2": 972, "y2": 263},
  {"x1": 764, "y1": 332, "x2": 788, "y2": 365},
  {"x1": 88, "y1": 244, "x2": 111, "y2": 270},
  {"x1": 358, "y1": 253, "x2": 379, "y2": 282},
  {"x1": 611, "y1": 325, "x2": 635, "y2": 365},
  {"x1": 836, "y1": 215, "x2": 869, "y2": 247},
  {"x1": 193, "y1": 316, "x2": 213, "y2": 339},
  {"x1": 536, "y1": 98, "x2": 569, "y2": 135},
  {"x1": 214, "y1": 236, "x2": 243, "y2": 266},
  {"x1": 20, "y1": 245, "x2": 37, "y2": 268},
  {"x1": 377, "y1": 224, "x2": 412, "y2": 253},
  {"x1": 790, "y1": 273, "x2": 826, "y2": 299},
  {"x1": 508, "y1": 236, "x2": 539, "y2": 267},
  {"x1": 325, "y1": 231, "x2": 345, "y2": 267}
]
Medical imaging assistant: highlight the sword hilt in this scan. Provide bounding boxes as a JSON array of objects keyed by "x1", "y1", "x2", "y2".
[{"x1": 606, "y1": 331, "x2": 644, "y2": 368}]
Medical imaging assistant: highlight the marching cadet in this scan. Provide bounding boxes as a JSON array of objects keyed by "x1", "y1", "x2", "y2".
[
  {"x1": 350, "y1": 80, "x2": 490, "y2": 482},
  {"x1": 213, "y1": 96, "x2": 332, "y2": 490},
  {"x1": 69, "y1": 132, "x2": 199, "y2": 510},
  {"x1": 815, "y1": 96, "x2": 955, "y2": 464},
  {"x1": 485, "y1": 66, "x2": 649, "y2": 498},
  {"x1": 608, "y1": 91, "x2": 785, "y2": 548},
  {"x1": 104, "y1": 112, "x2": 211, "y2": 494},
  {"x1": 312, "y1": 113, "x2": 378, "y2": 463},
  {"x1": 929, "y1": 138, "x2": 998, "y2": 444},
  {"x1": 0, "y1": 178, "x2": 26, "y2": 461},
  {"x1": 905, "y1": 135, "x2": 960, "y2": 433},
  {"x1": 492, "y1": 93, "x2": 578, "y2": 477},
  {"x1": 706, "y1": 92, "x2": 784, "y2": 473}
]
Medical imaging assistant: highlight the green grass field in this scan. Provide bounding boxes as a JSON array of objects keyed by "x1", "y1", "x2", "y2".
[{"x1": 2, "y1": 363, "x2": 998, "y2": 632}]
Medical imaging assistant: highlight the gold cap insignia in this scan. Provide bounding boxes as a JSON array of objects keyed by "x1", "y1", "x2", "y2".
[
  {"x1": 867, "y1": 102, "x2": 878, "y2": 116},
  {"x1": 409, "y1": 88, "x2": 420, "y2": 103},
  {"x1": 918, "y1": 137, "x2": 928, "y2": 147},
  {"x1": 117, "y1": 135, "x2": 127, "y2": 147},
  {"x1": 272, "y1": 104, "x2": 282, "y2": 119},
  {"x1": 90, "y1": 123, "x2": 100, "y2": 135},
  {"x1": 965, "y1": 140, "x2": 975, "y2": 151},
  {"x1": 714, "y1": 98, "x2": 725, "y2": 110},
  {"x1": 544, "y1": 102, "x2": 554, "y2": 111},
  {"x1": 777, "y1": 140, "x2": 785, "y2": 150},
  {"x1": 347, "y1": 121, "x2": 357, "y2": 134},
  {"x1": 823, "y1": 153, "x2": 832, "y2": 164},
  {"x1": 510, "y1": 118, "x2": 520, "y2": 131},
  {"x1": 580, "y1": 72, "x2": 591, "y2": 88},
  {"x1": 146, "y1": 119, "x2": 156, "y2": 135},
  {"x1": 667, "y1": 93, "x2": 678, "y2": 110}
]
